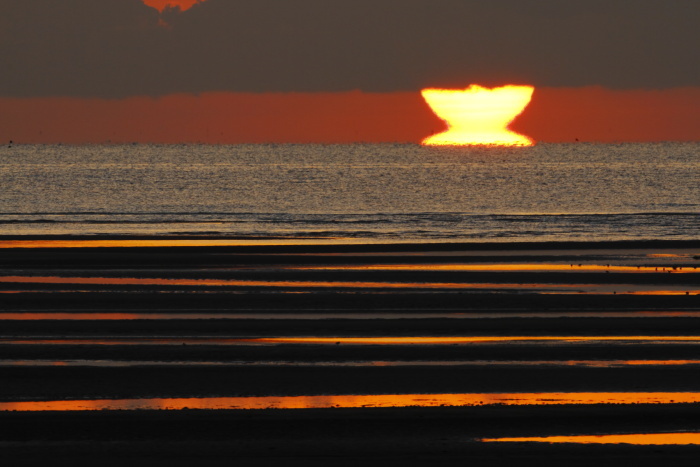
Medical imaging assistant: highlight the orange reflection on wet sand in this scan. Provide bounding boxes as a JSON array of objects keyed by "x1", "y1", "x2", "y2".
[
  {"x1": 0, "y1": 312, "x2": 484, "y2": 320},
  {"x1": 648, "y1": 254, "x2": 691, "y2": 258},
  {"x1": 0, "y1": 338, "x2": 261, "y2": 345},
  {"x1": 0, "y1": 276, "x2": 593, "y2": 290},
  {"x1": 5, "y1": 359, "x2": 700, "y2": 368},
  {"x1": 613, "y1": 290, "x2": 700, "y2": 296},
  {"x1": 543, "y1": 288, "x2": 700, "y2": 296},
  {"x1": 0, "y1": 313, "x2": 259, "y2": 320},
  {"x1": 7, "y1": 311, "x2": 696, "y2": 320},
  {"x1": 483, "y1": 433, "x2": 700, "y2": 445},
  {"x1": 589, "y1": 360, "x2": 700, "y2": 367},
  {"x1": 4, "y1": 392, "x2": 700, "y2": 412},
  {"x1": 0, "y1": 239, "x2": 352, "y2": 249},
  {"x1": 538, "y1": 290, "x2": 700, "y2": 296},
  {"x1": 258, "y1": 336, "x2": 700, "y2": 345},
  {"x1": 6, "y1": 336, "x2": 700, "y2": 346},
  {"x1": 295, "y1": 263, "x2": 700, "y2": 273},
  {"x1": 3, "y1": 276, "x2": 698, "y2": 295}
]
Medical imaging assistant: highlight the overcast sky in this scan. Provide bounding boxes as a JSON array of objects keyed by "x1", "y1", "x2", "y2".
[{"x1": 1, "y1": 0, "x2": 697, "y2": 98}]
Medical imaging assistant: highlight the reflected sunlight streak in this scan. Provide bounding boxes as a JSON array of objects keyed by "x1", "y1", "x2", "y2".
[{"x1": 5, "y1": 392, "x2": 700, "y2": 412}]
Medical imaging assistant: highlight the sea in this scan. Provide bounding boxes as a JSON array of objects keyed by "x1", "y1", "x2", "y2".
[{"x1": 1, "y1": 142, "x2": 698, "y2": 242}]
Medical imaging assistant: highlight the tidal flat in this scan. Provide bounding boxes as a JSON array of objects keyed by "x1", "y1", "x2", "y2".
[{"x1": 1, "y1": 238, "x2": 700, "y2": 465}]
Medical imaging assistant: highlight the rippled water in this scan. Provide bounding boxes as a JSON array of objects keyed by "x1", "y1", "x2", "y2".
[{"x1": 1, "y1": 142, "x2": 698, "y2": 241}]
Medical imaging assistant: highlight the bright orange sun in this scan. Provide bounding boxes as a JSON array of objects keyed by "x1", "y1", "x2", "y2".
[{"x1": 421, "y1": 84, "x2": 535, "y2": 146}]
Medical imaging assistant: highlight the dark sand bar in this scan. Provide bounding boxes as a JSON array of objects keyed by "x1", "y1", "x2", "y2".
[{"x1": 2, "y1": 238, "x2": 700, "y2": 465}]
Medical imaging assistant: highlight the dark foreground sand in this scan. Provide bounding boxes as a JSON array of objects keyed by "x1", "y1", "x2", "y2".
[
  {"x1": 1, "y1": 239, "x2": 700, "y2": 465},
  {"x1": 3, "y1": 406, "x2": 700, "y2": 466}
]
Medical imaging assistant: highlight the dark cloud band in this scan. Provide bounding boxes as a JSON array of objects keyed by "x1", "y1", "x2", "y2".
[{"x1": 0, "y1": 0, "x2": 697, "y2": 98}]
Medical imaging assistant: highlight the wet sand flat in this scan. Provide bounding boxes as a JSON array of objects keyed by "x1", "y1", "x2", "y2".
[
  {"x1": 1, "y1": 239, "x2": 700, "y2": 465},
  {"x1": 3, "y1": 405, "x2": 700, "y2": 466}
]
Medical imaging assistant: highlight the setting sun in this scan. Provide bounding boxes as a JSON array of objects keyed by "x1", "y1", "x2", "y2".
[{"x1": 421, "y1": 84, "x2": 535, "y2": 146}]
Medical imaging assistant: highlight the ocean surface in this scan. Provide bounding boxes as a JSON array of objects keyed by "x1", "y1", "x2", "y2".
[{"x1": 1, "y1": 142, "x2": 698, "y2": 242}]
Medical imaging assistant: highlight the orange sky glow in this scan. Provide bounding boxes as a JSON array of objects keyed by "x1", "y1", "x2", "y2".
[{"x1": 1, "y1": 87, "x2": 698, "y2": 144}]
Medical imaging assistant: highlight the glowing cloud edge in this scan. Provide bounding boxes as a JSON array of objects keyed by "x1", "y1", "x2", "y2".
[{"x1": 141, "y1": 0, "x2": 205, "y2": 13}]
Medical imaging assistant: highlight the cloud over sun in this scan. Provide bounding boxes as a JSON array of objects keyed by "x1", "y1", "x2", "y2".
[{"x1": 141, "y1": 0, "x2": 206, "y2": 13}]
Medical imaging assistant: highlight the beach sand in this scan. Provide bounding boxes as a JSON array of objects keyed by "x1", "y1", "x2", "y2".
[{"x1": 1, "y1": 238, "x2": 700, "y2": 465}]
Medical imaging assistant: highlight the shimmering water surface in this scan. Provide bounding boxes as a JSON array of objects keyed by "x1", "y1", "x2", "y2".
[{"x1": 1, "y1": 143, "x2": 698, "y2": 241}]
